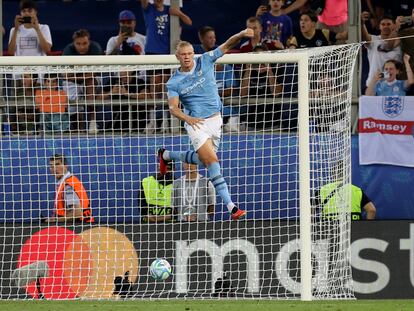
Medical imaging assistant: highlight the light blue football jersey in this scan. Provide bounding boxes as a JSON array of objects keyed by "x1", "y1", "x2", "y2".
[
  {"x1": 167, "y1": 47, "x2": 224, "y2": 118},
  {"x1": 375, "y1": 80, "x2": 407, "y2": 96}
]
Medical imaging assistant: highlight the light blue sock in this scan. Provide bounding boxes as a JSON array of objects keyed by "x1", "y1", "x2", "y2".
[
  {"x1": 168, "y1": 150, "x2": 203, "y2": 166},
  {"x1": 207, "y1": 162, "x2": 234, "y2": 211}
]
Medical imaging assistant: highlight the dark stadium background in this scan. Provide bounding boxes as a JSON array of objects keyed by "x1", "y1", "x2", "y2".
[{"x1": 2, "y1": 0, "x2": 259, "y2": 53}]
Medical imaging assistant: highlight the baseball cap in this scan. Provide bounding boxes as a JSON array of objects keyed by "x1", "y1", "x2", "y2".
[{"x1": 119, "y1": 10, "x2": 136, "y2": 21}]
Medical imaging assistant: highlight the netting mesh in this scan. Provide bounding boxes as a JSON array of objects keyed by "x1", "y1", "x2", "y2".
[{"x1": 0, "y1": 43, "x2": 360, "y2": 300}]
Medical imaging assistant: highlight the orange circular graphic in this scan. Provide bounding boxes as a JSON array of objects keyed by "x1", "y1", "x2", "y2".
[
  {"x1": 63, "y1": 234, "x2": 93, "y2": 295},
  {"x1": 79, "y1": 227, "x2": 139, "y2": 298}
]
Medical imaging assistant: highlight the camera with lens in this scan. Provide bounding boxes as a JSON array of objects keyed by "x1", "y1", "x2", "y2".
[
  {"x1": 379, "y1": 71, "x2": 390, "y2": 79},
  {"x1": 399, "y1": 16, "x2": 413, "y2": 30},
  {"x1": 20, "y1": 16, "x2": 32, "y2": 24},
  {"x1": 120, "y1": 25, "x2": 133, "y2": 36},
  {"x1": 401, "y1": 16, "x2": 412, "y2": 25}
]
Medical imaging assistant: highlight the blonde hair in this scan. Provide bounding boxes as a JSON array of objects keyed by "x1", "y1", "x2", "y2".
[
  {"x1": 246, "y1": 16, "x2": 261, "y2": 25},
  {"x1": 175, "y1": 41, "x2": 193, "y2": 53}
]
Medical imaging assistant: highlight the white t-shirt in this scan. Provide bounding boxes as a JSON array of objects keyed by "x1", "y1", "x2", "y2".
[
  {"x1": 9, "y1": 24, "x2": 52, "y2": 56},
  {"x1": 105, "y1": 33, "x2": 146, "y2": 55},
  {"x1": 172, "y1": 175, "x2": 216, "y2": 221},
  {"x1": 366, "y1": 35, "x2": 402, "y2": 86}
]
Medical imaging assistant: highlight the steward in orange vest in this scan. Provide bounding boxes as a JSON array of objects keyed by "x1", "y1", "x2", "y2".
[{"x1": 49, "y1": 154, "x2": 94, "y2": 223}]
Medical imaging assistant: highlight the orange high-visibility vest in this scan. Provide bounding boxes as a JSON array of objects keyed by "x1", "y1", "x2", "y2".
[
  {"x1": 55, "y1": 174, "x2": 94, "y2": 223},
  {"x1": 35, "y1": 89, "x2": 68, "y2": 113}
]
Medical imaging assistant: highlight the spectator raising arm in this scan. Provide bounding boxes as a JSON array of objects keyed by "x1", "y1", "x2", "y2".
[
  {"x1": 140, "y1": 0, "x2": 149, "y2": 9},
  {"x1": 363, "y1": 0, "x2": 376, "y2": 19},
  {"x1": 404, "y1": 54, "x2": 414, "y2": 89},
  {"x1": 256, "y1": 5, "x2": 268, "y2": 17},
  {"x1": 361, "y1": 11, "x2": 372, "y2": 42},
  {"x1": 169, "y1": 6, "x2": 192, "y2": 26},
  {"x1": 141, "y1": 0, "x2": 192, "y2": 25},
  {"x1": 281, "y1": 0, "x2": 307, "y2": 15}
]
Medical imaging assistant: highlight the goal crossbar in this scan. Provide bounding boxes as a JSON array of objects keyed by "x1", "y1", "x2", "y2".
[{"x1": 0, "y1": 52, "x2": 309, "y2": 66}]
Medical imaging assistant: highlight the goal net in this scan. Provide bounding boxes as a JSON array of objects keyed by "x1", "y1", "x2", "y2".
[{"x1": 0, "y1": 43, "x2": 360, "y2": 300}]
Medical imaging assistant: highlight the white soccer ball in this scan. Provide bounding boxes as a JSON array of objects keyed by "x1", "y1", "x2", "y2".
[{"x1": 150, "y1": 258, "x2": 172, "y2": 281}]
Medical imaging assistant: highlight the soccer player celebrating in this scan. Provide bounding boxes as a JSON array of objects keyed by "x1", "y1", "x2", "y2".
[{"x1": 158, "y1": 28, "x2": 254, "y2": 220}]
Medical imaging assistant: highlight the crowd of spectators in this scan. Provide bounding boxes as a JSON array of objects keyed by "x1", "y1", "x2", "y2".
[{"x1": 2, "y1": 0, "x2": 414, "y2": 135}]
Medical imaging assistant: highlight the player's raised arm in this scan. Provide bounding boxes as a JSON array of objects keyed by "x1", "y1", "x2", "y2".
[{"x1": 219, "y1": 28, "x2": 254, "y2": 54}]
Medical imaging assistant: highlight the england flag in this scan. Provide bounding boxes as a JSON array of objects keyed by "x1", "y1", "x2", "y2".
[{"x1": 359, "y1": 96, "x2": 414, "y2": 167}]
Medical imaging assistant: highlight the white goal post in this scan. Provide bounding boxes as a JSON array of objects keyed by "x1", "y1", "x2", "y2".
[{"x1": 0, "y1": 44, "x2": 360, "y2": 300}]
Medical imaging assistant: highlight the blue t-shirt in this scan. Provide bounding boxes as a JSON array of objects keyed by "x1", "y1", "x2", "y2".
[
  {"x1": 166, "y1": 47, "x2": 224, "y2": 118},
  {"x1": 375, "y1": 80, "x2": 407, "y2": 96},
  {"x1": 142, "y1": 3, "x2": 170, "y2": 54},
  {"x1": 260, "y1": 12, "x2": 293, "y2": 46}
]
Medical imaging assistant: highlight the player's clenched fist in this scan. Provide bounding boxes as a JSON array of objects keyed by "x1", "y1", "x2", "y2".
[{"x1": 240, "y1": 28, "x2": 254, "y2": 38}]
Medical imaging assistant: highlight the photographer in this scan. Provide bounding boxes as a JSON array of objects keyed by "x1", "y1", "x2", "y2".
[
  {"x1": 365, "y1": 54, "x2": 414, "y2": 96},
  {"x1": 8, "y1": 0, "x2": 52, "y2": 56},
  {"x1": 106, "y1": 10, "x2": 146, "y2": 56}
]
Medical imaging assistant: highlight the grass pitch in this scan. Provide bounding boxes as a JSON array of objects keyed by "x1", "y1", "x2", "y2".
[{"x1": 0, "y1": 299, "x2": 413, "y2": 311}]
